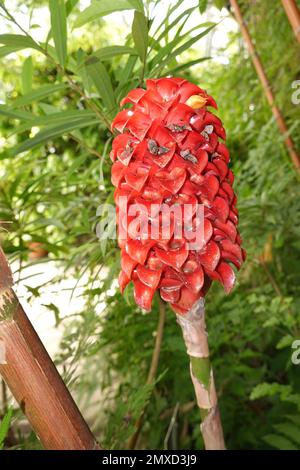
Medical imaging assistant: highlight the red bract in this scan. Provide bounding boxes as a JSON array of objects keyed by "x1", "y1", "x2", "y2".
[{"x1": 110, "y1": 77, "x2": 246, "y2": 314}]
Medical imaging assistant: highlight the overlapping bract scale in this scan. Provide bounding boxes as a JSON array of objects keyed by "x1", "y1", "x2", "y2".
[{"x1": 110, "y1": 77, "x2": 246, "y2": 314}]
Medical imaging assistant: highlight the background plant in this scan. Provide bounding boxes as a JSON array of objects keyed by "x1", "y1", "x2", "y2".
[{"x1": 0, "y1": 0, "x2": 299, "y2": 450}]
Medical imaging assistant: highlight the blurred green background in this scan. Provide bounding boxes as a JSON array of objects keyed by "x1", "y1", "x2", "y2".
[{"x1": 0, "y1": 0, "x2": 300, "y2": 450}]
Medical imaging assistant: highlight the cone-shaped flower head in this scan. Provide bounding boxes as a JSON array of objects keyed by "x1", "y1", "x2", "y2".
[{"x1": 110, "y1": 77, "x2": 246, "y2": 314}]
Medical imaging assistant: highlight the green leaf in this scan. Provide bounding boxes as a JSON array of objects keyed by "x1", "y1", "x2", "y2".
[
  {"x1": 66, "y1": 0, "x2": 80, "y2": 16},
  {"x1": 150, "y1": 0, "x2": 182, "y2": 39},
  {"x1": 21, "y1": 56, "x2": 33, "y2": 94},
  {"x1": 115, "y1": 54, "x2": 138, "y2": 98},
  {"x1": 154, "y1": 7, "x2": 196, "y2": 47},
  {"x1": 286, "y1": 415, "x2": 300, "y2": 427},
  {"x1": 10, "y1": 118, "x2": 99, "y2": 156},
  {"x1": 49, "y1": 0, "x2": 67, "y2": 67},
  {"x1": 199, "y1": 0, "x2": 208, "y2": 14},
  {"x1": 74, "y1": 0, "x2": 139, "y2": 28},
  {"x1": 8, "y1": 83, "x2": 69, "y2": 108},
  {"x1": 0, "y1": 105, "x2": 33, "y2": 120},
  {"x1": 128, "y1": 0, "x2": 144, "y2": 11},
  {"x1": 132, "y1": 11, "x2": 148, "y2": 62},
  {"x1": 150, "y1": 22, "x2": 214, "y2": 69},
  {"x1": 92, "y1": 45, "x2": 138, "y2": 61},
  {"x1": 85, "y1": 61, "x2": 116, "y2": 111},
  {"x1": 0, "y1": 34, "x2": 43, "y2": 53},
  {"x1": 0, "y1": 45, "x2": 24, "y2": 58},
  {"x1": 9, "y1": 110, "x2": 97, "y2": 135},
  {"x1": 263, "y1": 434, "x2": 297, "y2": 450},
  {"x1": 150, "y1": 23, "x2": 215, "y2": 76},
  {"x1": 276, "y1": 334, "x2": 294, "y2": 349},
  {"x1": 213, "y1": 0, "x2": 225, "y2": 10},
  {"x1": 0, "y1": 408, "x2": 13, "y2": 450}
]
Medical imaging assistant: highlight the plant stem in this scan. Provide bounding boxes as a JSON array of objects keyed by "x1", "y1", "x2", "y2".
[
  {"x1": 128, "y1": 297, "x2": 166, "y2": 449},
  {"x1": 177, "y1": 298, "x2": 225, "y2": 450}
]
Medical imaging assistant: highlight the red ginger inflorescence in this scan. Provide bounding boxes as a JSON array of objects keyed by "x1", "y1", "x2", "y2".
[{"x1": 110, "y1": 77, "x2": 246, "y2": 315}]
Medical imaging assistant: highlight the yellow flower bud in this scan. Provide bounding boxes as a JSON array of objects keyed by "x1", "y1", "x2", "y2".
[{"x1": 185, "y1": 94, "x2": 207, "y2": 109}]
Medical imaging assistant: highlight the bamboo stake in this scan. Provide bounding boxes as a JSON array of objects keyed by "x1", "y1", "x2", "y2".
[
  {"x1": 177, "y1": 298, "x2": 225, "y2": 450},
  {"x1": 230, "y1": 0, "x2": 300, "y2": 174},
  {"x1": 0, "y1": 247, "x2": 101, "y2": 450},
  {"x1": 281, "y1": 0, "x2": 300, "y2": 43}
]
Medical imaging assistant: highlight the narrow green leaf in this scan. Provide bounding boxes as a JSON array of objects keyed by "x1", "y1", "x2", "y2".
[
  {"x1": 150, "y1": 22, "x2": 215, "y2": 69},
  {"x1": 0, "y1": 408, "x2": 13, "y2": 450},
  {"x1": 66, "y1": 152, "x2": 88, "y2": 177},
  {"x1": 9, "y1": 110, "x2": 97, "y2": 135},
  {"x1": 9, "y1": 83, "x2": 69, "y2": 108},
  {"x1": 199, "y1": 0, "x2": 208, "y2": 14},
  {"x1": 0, "y1": 34, "x2": 43, "y2": 53},
  {"x1": 115, "y1": 54, "x2": 138, "y2": 98},
  {"x1": 85, "y1": 61, "x2": 116, "y2": 111},
  {"x1": 128, "y1": 0, "x2": 144, "y2": 11},
  {"x1": 154, "y1": 7, "x2": 196, "y2": 47},
  {"x1": 0, "y1": 45, "x2": 23, "y2": 58},
  {"x1": 74, "y1": 0, "x2": 138, "y2": 28},
  {"x1": 263, "y1": 434, "x2": 297, "y2": 450},
  {"x1": 132, "y1": 11, "x2": 148, "y2": 62},
  {"x1": 0, "y1": 105, "x2": 34, "y2": 120},
  {"x1": 165, "y1": 56, "x2": 210, "y2": 75},
  {"x1": 150, "y1": 24, "x2": 216, "y2": 76},
  {"x1": 273, "y1": 423, "x2": 300, "y2": 445},
  {"x1": 66, "y1": 0, "x2": 80, "y2": 16},
  {"x1": 92, "y1": 45, "x2": 138, "y2": 61},
  {"x1": 10, "y1": 118, "x2": 99, "y2": 156},
  {"x1": 21, "y1": 56, "x2": 33, "y2": 94},
  {"x1": 213, "y1": 0, "x2": 225, "y2": 10},
  {"x1": 49, "y1": 0, "x2": 67, "y2": 67}
]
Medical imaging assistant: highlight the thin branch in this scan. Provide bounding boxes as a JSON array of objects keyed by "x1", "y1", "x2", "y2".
[
  {"x1": 69, "y1": 133, "x2": 103, "y2": 159},
  {"x1": 128, "y1": 297, "x2": 166, "y2": 450}
]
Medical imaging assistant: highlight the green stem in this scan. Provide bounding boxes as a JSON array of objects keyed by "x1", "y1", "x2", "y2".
[{"x1": 177, "y1": 299, "x2": 225, "y2": 450}]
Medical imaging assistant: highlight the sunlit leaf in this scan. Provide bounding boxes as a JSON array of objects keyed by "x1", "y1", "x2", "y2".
[
  {"x1": 132, "y1": 11, "x2": 148, "y2": 63},
  {"x1": 9, "y1": 110, "x2": 97, "y2": 135},
  {"x1": 0, "y1": 45, "x2": 23, "y2": 57},
  {"x1": 199, "y1": 0, "x2": 208, "y2": 14},
  {"x1": 0, "y1": 34, "x2": 43, "y2": 53},
  {"x1": 49, "y1": 0, "x2": 67, "y2": 67}
]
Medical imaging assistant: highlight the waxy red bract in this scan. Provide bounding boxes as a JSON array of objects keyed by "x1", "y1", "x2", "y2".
[{"x1": 111, "y1": 78, "x2": 246, "y2": 314}]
